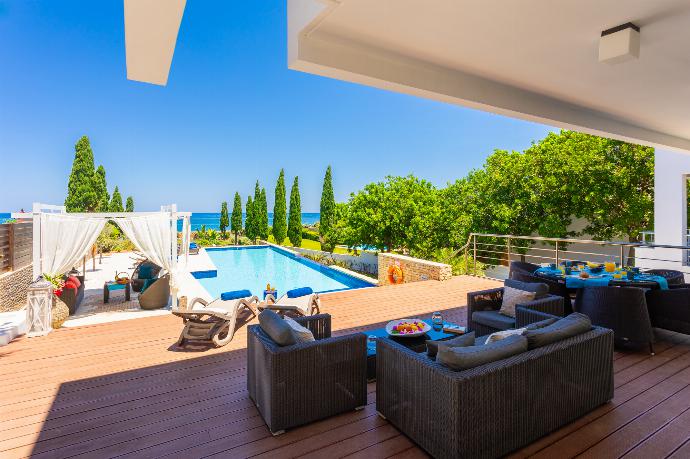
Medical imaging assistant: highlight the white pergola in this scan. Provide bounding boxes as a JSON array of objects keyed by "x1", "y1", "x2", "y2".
[{"x1": 13, "y1": 203, "x2": 192, "y2": 309}]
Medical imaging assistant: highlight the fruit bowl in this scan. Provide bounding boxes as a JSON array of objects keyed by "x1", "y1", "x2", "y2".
[{"x1": 385, "y1": 319, "x2": 431, "y2": 338}]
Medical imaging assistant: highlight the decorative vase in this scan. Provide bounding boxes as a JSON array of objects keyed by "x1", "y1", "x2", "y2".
[{"x1": 51, "y1": 296, "x2": 69, "y2": 329}]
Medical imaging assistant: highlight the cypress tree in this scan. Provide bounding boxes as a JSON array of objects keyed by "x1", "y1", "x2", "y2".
[
  {"x1": 288, "y1": 176, "x2": 302, "y2": 247},
  {"x1": 125, "y1": 196, "x2": 134, "y2": 212},
  {"x1": 231, "y1": 192, "x2": 243, "y2": 244},
  {"x1": 319, "y1": 165, "x2": 335, "y2": 239},
  {"x1": 94, "y1": 165, "x2": 109, "y2": 212},
  {"x1": 272, "y1": 169, "x2": 287, "y2": 244},
  {"x1": 245, "y1": 196, "x2": 254, "y2": 241},
  {"x1": 109, "y1": 186, "x2": 124, "y2": 212},
  {"x1": 65, "y1": 135, "x2": 99, "y2": 212},
  {"x1": 259, "y1": 188, "x2": 269, "y2": 240},
  {"x1": 253, "y1": 181, "x2": 262, "y2": 241},
  {"x1": 219, "y1": 201, "x2": 229, "y2": 237}
]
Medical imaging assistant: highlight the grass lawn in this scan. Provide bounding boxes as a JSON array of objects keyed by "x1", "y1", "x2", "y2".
[{"x1": 266, "y1": 235, "x2": 354, "y2": 254}]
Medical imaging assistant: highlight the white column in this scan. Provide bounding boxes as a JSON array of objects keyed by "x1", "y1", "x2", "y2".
[
  {"x1": 169, "y1": 204, "x2": 178, "y2": 309},
  {"x1": 32, "y1": 203, "x2": 41, "y2": 280}
]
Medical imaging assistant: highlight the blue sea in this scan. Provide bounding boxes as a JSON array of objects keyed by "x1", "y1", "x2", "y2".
[{"x1": 0, "y1": 212, "x2": 320, "y2": 231}]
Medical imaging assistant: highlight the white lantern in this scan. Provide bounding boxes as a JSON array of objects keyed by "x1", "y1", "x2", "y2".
[{"x1": 26, "y1": 277, "x2": 53, "y2": 337}]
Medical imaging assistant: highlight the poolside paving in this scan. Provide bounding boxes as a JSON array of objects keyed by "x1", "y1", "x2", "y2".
[{"x1": 2, "y1": 276, "x2": 690, "y2": 458}]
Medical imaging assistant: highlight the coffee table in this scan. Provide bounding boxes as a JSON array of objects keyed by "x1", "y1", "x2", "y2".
[
  {"x1": 104, "y1": 281, "x2": 131, "y2": 303},
  {"x1": 365, "y1": 319, "x2": 466, "y2": 381}
]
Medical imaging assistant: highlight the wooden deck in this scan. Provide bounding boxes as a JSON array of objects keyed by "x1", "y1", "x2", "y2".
[{"x1": 2, "y1": 275, "x2": 690, "y2": 458}]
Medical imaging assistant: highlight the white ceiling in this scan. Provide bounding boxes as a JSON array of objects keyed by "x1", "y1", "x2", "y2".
[{"x1": 289, "y1": 0, "x2": 690, "y2": 151}]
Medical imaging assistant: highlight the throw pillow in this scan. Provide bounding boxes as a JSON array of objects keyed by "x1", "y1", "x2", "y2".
[
  {"x1": 426, "y1": 332, "x2": 475, "y2": 358},
  {"x1": 68, "y1": 276, "x2": 81, "y2": 288},
  {"x1": 523, "y1": 312, "x2": 592, "y2": 349},
  {"x1": 523, "y1": 317, "x2": 557, "y2": 332},
  {"x1": 505, "y1": 278, "x2": 548, "y2": 298},
  {"x1": 284, "y1": 316, "x2": 315, "y2": 343},
  {"x1": 484, "y1": 327, "x2": 527, "y2": 344},
  {"x1": 437, "y1": 334, "x2": 528, "y2": 371},
  {"x1": 258, "y1": 310, "x2": 297, "y2": 346},
  {"x1": 499, "y1": 286, "x2": 536, "y2": 318}
]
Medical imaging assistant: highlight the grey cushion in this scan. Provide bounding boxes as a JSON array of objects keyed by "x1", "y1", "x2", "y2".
[
  {"x1": 472, "y1": 310, "x2": 515, "y2": 331},
  {"x1": 523, "y1": 312, "x2": 592, "y2": 349},
  {"x1": 505, "y1": 278, "x2": 548, "y2": 299},
  {"x1": 437, "y1": 334, "x2": 528, "y2": 371},
  {"x1": 258, "y1": 310, "x2": 297, "y2": 346},
  {"x1": 523, "y1": 317, "x2": 558, "y2": 331},
  {"x1": 426, "y1": 332, "x2": 475, "y2": 358}
]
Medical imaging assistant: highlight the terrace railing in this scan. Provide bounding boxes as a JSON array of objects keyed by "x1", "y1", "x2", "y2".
[
  {"x1": 460, "y1": 233, "x2": 690, "y2": 280},
  {"x1": 0, "y1": 221, "x2": 33, "y2": 272}
]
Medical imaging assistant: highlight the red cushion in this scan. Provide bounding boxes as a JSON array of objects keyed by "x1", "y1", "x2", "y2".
[
  {"x1": 63, "y1": 280, "x2": 78, "y2": 290},
  {"x1": 68, "y1": 276, "x2": 81, "y2": 288}
]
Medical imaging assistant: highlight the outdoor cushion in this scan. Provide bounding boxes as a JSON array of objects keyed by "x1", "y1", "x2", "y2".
[
  {"x1": 138, "y1": 264, "x2": 154, "y2": 280},
  {"x1": 68, "y1": 275, "x2": 81, "y2": 288},
  {"x1": 63, "y1": 280, "x2": 78, "y2": 291},
  {"x1": 258, "y1": 310, "x2": 297, "y2": 346},
  {"x1": 505, "y1": 278, "x2": 548, "y2": 298},
  {"x1": 484, "y1": 327, "x2": 527, "y2": 344},
  {"x1": 437, "y1": 334, "x2": 528, "y2": 371},
  {"x1": 140, "y1": 278, "x2": 157, "y2": 293},
  {"x1": 426, "y1": 331, "x2": 475, "y2": 358},
  {"x1": 284, "y1": 316, "x2": 315, "y2": 343},
  {"x1": 220, "y1": 289, "x2": 252, "y2": 301},
  {"x1": 472, "y1": 310, "x2": 515, "y2": 331},
  {"x1": 287, "y1": 287, "x2": 313, "y2": 298},
  {"x1": 523, "y1": 317, "x2": 558, "y2": 331},
  {"x1": 523, "y1": 312, "x2": 592, "y2": 349},
  {"x1": 190, "y1": 242, "x2": 198, "y2": 248},
  {"x1": 499, "y1": 286, "x2": 536, "y2": 318}
]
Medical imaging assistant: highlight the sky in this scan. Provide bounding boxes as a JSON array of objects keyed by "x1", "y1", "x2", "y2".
[{"x1": 0, "y1": 1, "x2": 554, "y2": 212}]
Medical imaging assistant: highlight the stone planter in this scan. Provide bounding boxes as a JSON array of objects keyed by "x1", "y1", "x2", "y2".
[{"x1": 52, "y1": 296, "x2": 69, "y2": 329}]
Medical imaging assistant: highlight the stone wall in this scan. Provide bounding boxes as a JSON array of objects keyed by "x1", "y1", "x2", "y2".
[
  {"x1": 378, "y1": 253, "x2": 452, "y2": 286},
  {"x1": 289, "y1": 246, "x2": 378, "y2": 275},
  {"x1": 0, "y1": 264, "x2": 33, "y2": 312}
]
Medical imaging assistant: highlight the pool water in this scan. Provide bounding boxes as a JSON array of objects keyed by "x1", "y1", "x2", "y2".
[{"x1": 196, "y1": 246, "x2": 374, "y2": 299}]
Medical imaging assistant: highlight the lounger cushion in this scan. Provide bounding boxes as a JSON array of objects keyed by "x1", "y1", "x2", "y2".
[
  {"x1": 287, "y1": 287, "x2": 313, "y2": 298},
  {"x1": 472, "y1": 310, "x2": 515, "y2": 331},
  {"x1": 437, "y1": 334, "x2": 528, "y2": 371},
  {"x1": 258, "y1": 310, "x2": 297, "y2": 346},
  {"x1": 426, "y1": 331, "x2": 475, "y2": 358},
  {"x1": 284, "y1": 316, "x2": 315, "y2": 343},
  {"x1": 221, "y1": 289, "x2": 252, "y2": 301},
  {"x1": 523, "y1": 312, "x2": 592, "y2": 349}
]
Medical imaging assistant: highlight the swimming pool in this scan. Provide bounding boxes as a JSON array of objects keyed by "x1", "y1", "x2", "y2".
[{"x1": 195, "y1": 246, "x2": 375, "y2": 299}]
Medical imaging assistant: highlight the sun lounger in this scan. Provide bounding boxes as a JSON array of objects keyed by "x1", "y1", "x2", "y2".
[
  {"x1": 260, "y1": 287, "x2": 320, "y2": 317},
  {"x1": 173, "y1": 290, "x2": 258, "y2": 347}
]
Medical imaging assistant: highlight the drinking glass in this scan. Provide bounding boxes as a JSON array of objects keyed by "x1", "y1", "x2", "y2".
[
  {"x1": 367, "y1": 335, "x2": 377, "y2": 351},
  {"x1": 431, "y1": 311, "x2": 443, "y2": 331}
]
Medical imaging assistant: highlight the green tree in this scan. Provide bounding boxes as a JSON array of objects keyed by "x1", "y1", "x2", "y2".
[
  {"x1": 258, "y1": 188, "x2": 269, "y2": 240},
  {"x1": 125, "y1": 196, "x2": 134, "y2": 212},
  {"x1": 272, "y1": 169, "x2": 287, "y2": 244},
  {"x1": 288, "y1": 177, "x2": 302, "y2": 247},
  {"x1": 94, "y1": 165, "x2": 109, "y2": 212},
  {"x1": 231, "y1": 192, "x2": 243, "y2": 244},
  {"x1": 319, "y1": 166, "x2": 336, "y2": 249},
  {"x1": 219, "y1": 201, "x2": 229, "y2": 237},
  {"x1": 108, "y1": 186, "x2": 124, "y2": 212},
  {"x1": 253, "y1": 181, "x2": 262, "y2": 241},
  {"x1": 245, "y1": 195, "x2": 254, "y2": 241},
  {"x1": 65, "y1": 136, "x2": 99, "y2": 212},
  {"x1": 322, "y1": 202, "x2": 350, "y2": 252}
]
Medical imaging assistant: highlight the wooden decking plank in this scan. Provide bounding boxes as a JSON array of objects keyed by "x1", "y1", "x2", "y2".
[
  {"x1": 620, "y1": 406, "x2": 690, "y2": 459},
  {"x1": 344, "y1": 434, "x2": 416, "y2": 458}
]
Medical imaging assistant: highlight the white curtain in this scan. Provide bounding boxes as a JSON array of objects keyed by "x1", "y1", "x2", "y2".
[
  {"x1": 116, "y1": 214, "x2": 175, "y2": 274},
  {"x1": 40, "y1": 214, "x2": 106, "y2": 275}
]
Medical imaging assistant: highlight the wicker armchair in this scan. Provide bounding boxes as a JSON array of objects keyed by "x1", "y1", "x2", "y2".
[
  {"x1": 376, "y1": 318, "x2": 614, "y2": 459},
  {"x1": 247, "y1": 314, "x2": 367, "y2": 435},
  {"x1": 644, "y1": 269, "x2": 685, "y2": 286},
  {"x1": 467, "y1": 286, "x2": 564, "y2": 337},
  {"x1": 131, "y1": 261, "x2": 162, "y2": 293},
  {"x1": 508, "y1": 260, "x2": 539, "y2": 278},
  {"x1": 575, "y1": 286, "x2": 654, "y2": 353},
  {"x1": 646, "y1": 286, "x2": 690, "y2": 335}
]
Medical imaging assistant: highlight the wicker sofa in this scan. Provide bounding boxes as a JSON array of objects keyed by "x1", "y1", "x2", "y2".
[
  {"x1": 468, "y1": 281, "x2": 565, "y2": 337},
  {"x1": 61, "y1": 274, "x2": 85, "y2": 315},
  {"x1": 376, "y1": 307, "x2": 614, "y2": 459},
  {"x1": 247, "y1": 314, "x2": 367, "y2": 435}
]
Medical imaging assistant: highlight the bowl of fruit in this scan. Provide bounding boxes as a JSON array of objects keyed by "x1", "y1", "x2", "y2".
[{"x1": 385, "y1": 319, "x2": 431, "y2": 338}]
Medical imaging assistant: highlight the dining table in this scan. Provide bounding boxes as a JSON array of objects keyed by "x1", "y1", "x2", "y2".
[{"x1": 534, "y1": 266, "x2": 669, "y2": 290}]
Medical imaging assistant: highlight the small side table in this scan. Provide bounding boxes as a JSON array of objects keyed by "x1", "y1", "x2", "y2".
[
  {"x1": 104, "y1": 281, "x2": 131, "y2": 303},
  {"x1": 263, "y1": 289, "x2": 277, "y2": 300}
]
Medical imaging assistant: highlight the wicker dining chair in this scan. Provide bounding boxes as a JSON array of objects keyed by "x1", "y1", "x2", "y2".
[
  {"x1": 508, "y1": 261, "x2": 540, "y2": 279},
  {"x1": 645, "y1": 285, "x2": 690, "y2": 335},
  {"x1": 575, "y1": 286, "x2": 654, "y2": 354},
  {"x1": 644, "y1": 269, "x2": 685, "y2": 286}
]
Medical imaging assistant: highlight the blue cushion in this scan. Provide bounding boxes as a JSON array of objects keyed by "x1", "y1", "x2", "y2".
[
  {"x1": 286, "y1": 287, "x2": 313, "y2": 298},
  {"x1": 138, "y1": 264, "x2": 154, "y2": 280},
  {"x1": 190, "y1": 242, "x2": 198, "y2": 248},
  {"x1": 140, "y1": 278, "x2": 157, "y2": 293},
  {"x1": 221, "y1": 289, "x2": 252, "y2": 301},
  {"x1": 472, "y1": 310, "x2": 515, "y2": 331}
]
